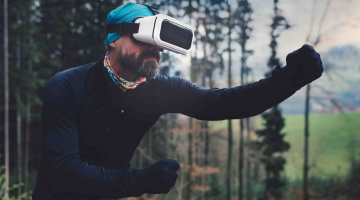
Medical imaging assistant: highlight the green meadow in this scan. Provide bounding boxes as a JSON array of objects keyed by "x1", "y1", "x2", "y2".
[{"x1": 209, "y1": 112, "x2": 360, "y2": 181}]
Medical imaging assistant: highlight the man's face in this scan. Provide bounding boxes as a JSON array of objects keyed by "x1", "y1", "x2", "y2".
[{"x1": 112, "y1": 33, "x2": 162, "y2": 80}]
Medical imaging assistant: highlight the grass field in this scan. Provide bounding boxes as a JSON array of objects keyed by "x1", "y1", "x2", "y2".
[{"x1": 208, "y1": 112, "x2": 360, "y2": 181}]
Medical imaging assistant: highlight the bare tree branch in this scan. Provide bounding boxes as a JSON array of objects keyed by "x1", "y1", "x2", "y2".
[
  {"x1": 306, "y1": 0, "x2": 318, "y2": 43},
  {"x1": 314, "y1": 0, "x2": 332, "y2": 46},
  {"x1": 136, "y1": 147, "x2": 156, "y2": 163}
]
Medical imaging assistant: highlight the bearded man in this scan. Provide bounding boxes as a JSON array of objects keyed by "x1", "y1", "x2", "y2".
[{"x1": 32, "y1": 2, "x2": 323, "y2": 200}]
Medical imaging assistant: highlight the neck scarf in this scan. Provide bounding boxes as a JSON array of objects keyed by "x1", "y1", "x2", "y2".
[{"x1": 103, "y1": 51, "x2": 146, "y2": 92}]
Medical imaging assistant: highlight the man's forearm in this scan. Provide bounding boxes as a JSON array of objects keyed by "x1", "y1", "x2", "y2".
[
  {"x1": 221, "y1": 71, "x2": 299, "y2": 119},
  {"x1": 175, "y1": 66, "x2": 300, "y2": 121},
  {"x1": 48, "y1": 157, "x2": 145, "y2": 199}
]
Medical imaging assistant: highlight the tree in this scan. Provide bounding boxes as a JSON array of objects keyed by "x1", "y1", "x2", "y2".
[
  {"x1": 21, "y1": 0, "x2": 43, "y2": 197},
  {"x1": 223, "y1": 1, "x2": 236, "y2": 199},
  {"x1": 302, "y1": 1, "x2": 331, "y2": 199},
  {"x1": 234, "y1": 1, "x2": 253, "y2": 199},
  {"x1": 15, "y1": 8, "x2": 22, "y2": 200},
  {"x1": 197, "y1": 1, "x2": 226, "y2": 199},
  {"x1": 254, "y1": 0, "x2": 290, "y2": 199},
  {"x1": 24, "y1": 33, "x2": 33, "y2": 199},
  {"x1": 181, "y1": 0, "x2": 199, "y2": 199},
  {"x1": 37, "y1": 0, "x2": 124, "y2": 71},
  {"x1": 197, "y1": 1, "x2": 227, "y2": 199},
  {"x1": 3, "y1": 0, "x2": 10, "y2": 197}
]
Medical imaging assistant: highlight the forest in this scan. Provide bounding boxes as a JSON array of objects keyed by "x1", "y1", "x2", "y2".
[{"x1": 1, "y1": 0, "x2": 360, "y2": 199}]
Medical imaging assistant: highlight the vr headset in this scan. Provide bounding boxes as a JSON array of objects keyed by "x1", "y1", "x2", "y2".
[{"x1": 106, "y1": 5, "x2": 194, "y2": 55}]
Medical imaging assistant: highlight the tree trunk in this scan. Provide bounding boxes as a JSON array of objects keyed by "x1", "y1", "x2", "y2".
[
  {"x1": 239, "y1": 119, "x2": 244, "y2": 200},
  {"x1": 204, "y1": 121, "x2": 209, "y2": 200},
  {"x1": 17, "y1": 113, "x2": 22, "y2": 200},
  {"x1": 226, "y1": 3, "x2": 234, "y2": 200},
  {"x1": 302, "y1": 1, "x2": 331, "y2": 196},
  {"x1": 239, "y1": 28, "x2": 245, "y2": 200},
  {"x1": 186, "y1": 12, "x2": 197, "y2": 199},
  {"x1": 265, "y1": 170, "x2": 270, "y2": 200},
  {"x1": 195, "y1": 121, "x2": 200, "y2": 195},
  {"x1": 253, "y1": 161, "x2": 259, "y2": 184},
  {"x1": 201, "y1": 123, "x2": 205, "y2": 200},
  {"x1": 225, "y1": 71, "x2": 233, "y2": 200},
  {"x1": 245, "y1": 118, "x2": 252, "y2": 200},
  {"x1": 24, "y1": 101, "x2": 30, "y2": 196},
  {"x1": 238, "y1": 1, "x2": 252, "y2": 198},
  {"x1": 16, "y1": 10, "x2": 23, "y2": 200},
  {"x1": 185, "y1": 118, "x2": 194, "y2": 200},
  {"x1": 165, "y1": 113, "x2": 170, "y2": 159},
  {"x1": 24, "y1": 34, "x2": 33, "y2": 198},
  {"x1": 4, "y1": 0, "x2": 10, "y2": 197},
  {"x1": 244, "y1": 49, "x2": 252, "y2": 200},
  {"x1": 303, "y1": 84, "x2": 311, "y2": 200},
  {"x1": 200, "y1": 36, "x2": 208, "y2": 200},
  {"x1": 204, "y1": 47, "x2": 213, "y2": 199}
]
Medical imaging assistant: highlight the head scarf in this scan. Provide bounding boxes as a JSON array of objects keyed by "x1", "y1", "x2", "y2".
[
  {"x1": 103, "y1": 51, "x2": 146, "y2": 92},
  {"x1": 106, "y1": 2, "x2": 154, "y2": 50}
]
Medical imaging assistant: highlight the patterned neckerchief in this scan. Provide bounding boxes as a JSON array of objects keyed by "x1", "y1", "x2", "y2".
[{"x1": 103, "y1": 51, "x2": 146, "y2": 92}]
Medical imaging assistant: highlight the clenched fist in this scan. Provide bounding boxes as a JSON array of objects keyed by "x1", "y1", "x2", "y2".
[
  {"x1": 272, "y1": 44, "x2": 324, "y2": 89},
  {"x1": 140, "y1": 159, "x2": 180, "y2": 194}
]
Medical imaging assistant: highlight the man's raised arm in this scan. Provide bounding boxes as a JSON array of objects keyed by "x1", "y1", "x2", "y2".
[{"x1": 157, "y1": 44, "x2": 323, "y2": 120}]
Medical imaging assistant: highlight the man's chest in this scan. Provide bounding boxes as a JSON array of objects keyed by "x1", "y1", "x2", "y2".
[{"x1": 76, "y1": 100, "x2": 159, "y2": 168}]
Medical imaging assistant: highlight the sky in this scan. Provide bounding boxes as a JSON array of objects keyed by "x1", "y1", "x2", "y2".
[
  {"x1": 125, "y1": 0, "x2": 360, "y2": 100},
  {"x1": 229, "y1": 0, "x2": 360, "y2": 79},
  {"x1": 162, "y1": 0, "x2": 360, "y2": 83},
  {"x1": 246, "y1": 0, "x2": 360, "y2": 76}
]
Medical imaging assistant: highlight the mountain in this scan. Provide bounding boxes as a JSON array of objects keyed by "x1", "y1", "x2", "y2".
[{"x1": 280, "y1": 45, "x2": 360, "y2": 115}]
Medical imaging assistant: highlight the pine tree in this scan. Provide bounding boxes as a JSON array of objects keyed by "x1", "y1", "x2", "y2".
[
  {"x1": 254, "y1": 0, "x2": 290, "y2": 199},
  {"x1": 255, "y1": 107, "x2": 289, "y2": 199}
]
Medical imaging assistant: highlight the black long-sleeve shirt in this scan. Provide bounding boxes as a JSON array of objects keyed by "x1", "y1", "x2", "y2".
[{"x1": 32, "y1": 53, "x2": 300, "y2": 200}]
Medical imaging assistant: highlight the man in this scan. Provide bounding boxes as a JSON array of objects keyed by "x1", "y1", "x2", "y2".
[{"x1": 32, "y1": 2, "x2": 323, "y2": 200}]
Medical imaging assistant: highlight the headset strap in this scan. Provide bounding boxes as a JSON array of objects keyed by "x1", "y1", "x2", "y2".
[{"x1": 106, "y1": 22, "x2": 140, "y2": 35}]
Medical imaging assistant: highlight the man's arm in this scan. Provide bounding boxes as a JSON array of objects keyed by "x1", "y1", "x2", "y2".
[
  {"x1": 157, "y1": 69, "x2": 298, "y2": 120},
  {"x1": 157, "y1": 45, "x2": 322, "y2": 120},
  {"x1": 40, "y1": 73, "x2": 146, "y2": 199}
]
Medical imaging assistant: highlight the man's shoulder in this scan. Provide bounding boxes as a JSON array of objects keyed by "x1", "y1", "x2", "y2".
[
  {"x1": 47, "y1": 62, "x2": 95, "y2": 86},
  {"x1": 45, "y1": 62, "x2": 97, "y2": 98},
  {"x1": 147, "y1": 74, "x2": 196, "y2": 89},
  {"x1": 150, "y1": 74, "x2": 188, "y2": 82},
  {"x1": 51, "y1": 62, "x2": 96, "y2": 82}
]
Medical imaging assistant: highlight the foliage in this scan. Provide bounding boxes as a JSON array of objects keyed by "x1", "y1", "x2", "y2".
[
  {"x1": 0, "y1": 155, "x2": 28, "y2": 200},
  {"x1": 254, "y1": 107, "x2": 290, "y2": 199},
  {"x1": 345, "y1": 160, "x2": 360, "y2": 199}
]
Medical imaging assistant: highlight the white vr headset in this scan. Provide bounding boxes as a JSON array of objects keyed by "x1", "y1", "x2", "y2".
[{"x1": 106, "y1": 5, "x2": 194, "y2": 55}]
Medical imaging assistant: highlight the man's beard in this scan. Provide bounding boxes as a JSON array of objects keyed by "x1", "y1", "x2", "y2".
[{"x1": 117, "y1": 49, "x2": 161, "y2": 80}]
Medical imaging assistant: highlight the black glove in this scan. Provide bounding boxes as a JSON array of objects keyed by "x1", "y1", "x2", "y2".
[
  {"x1": 272, "y1": 44, "x2": 324, "y2": 89},
  {"x1": 139, "y1": 159, "x2": 180, "y2": 195}
]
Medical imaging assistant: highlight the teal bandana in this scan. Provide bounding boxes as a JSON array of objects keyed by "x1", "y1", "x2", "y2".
[{"x1": 106, "y1": 2, "x2": 154, "y2": 51}]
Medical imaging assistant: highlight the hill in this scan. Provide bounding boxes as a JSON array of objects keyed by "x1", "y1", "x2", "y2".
[{"x1": 209, "y1": 112, "x2": 360, "y2": 180}]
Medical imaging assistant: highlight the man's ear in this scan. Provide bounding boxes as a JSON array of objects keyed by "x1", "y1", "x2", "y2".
[{"x1": 109, "y1": 40, "x2": 116, "y2": 49}]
